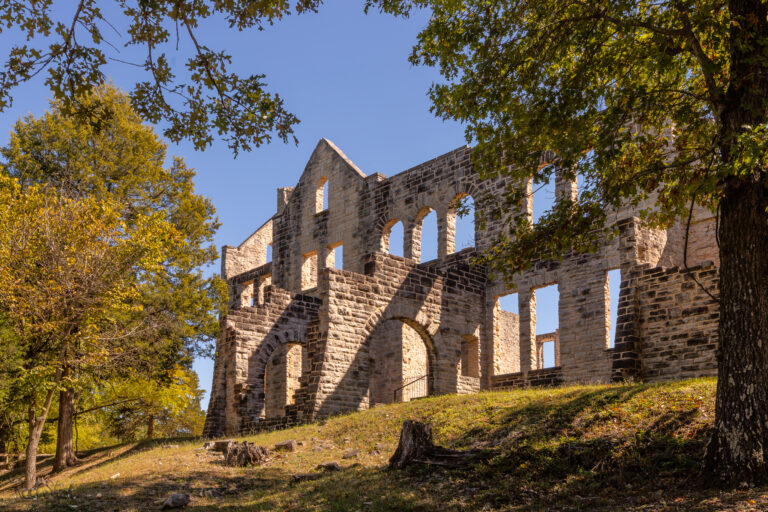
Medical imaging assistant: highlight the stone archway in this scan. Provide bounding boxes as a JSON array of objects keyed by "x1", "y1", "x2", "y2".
[
  {"x1": 244, "y1": 325, "x2": 308, "y2": 421},
  {"x1": 368, "y1": 316, "x2": 436, "y2": 405}
]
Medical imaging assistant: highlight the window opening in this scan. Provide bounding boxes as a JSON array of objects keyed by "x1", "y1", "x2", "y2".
[
  {"x1": 607, "y1": 268, "x2": 621, "y2": 348},
  {"x1": 420, "y1": 209, "x2": 438, "y2": 263},
  {"x1": 385, "y1": 220, "x2": 404, "y2": 257},
  {"x1": 316, "y1": 177, "x2": 328, "y2": 213},
  {"x1": 286, "y1": 344, "x2": 304, "y2": 405},
  {"x1": 454, "y1": 195, "x2": 475, "y2": 251},
  {"x1": 532, "y1": 170, "x2": 557, "y2": 223},
  {"x1": 327, "y1": 242, "x2": 343, "y2": 270},
  {"x1": 533, "y1": 284, "x2": 559, "y2": 369},
  {"x1": 493, "y1": 292, "x2": 520, "y2": 375}
]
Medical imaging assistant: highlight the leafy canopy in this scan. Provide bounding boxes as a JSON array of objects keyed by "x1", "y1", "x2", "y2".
[
  {"x1": 1, "y1": 84, "x2": 226, "y2": 371},
  {"x1": 0, "y1": 1, "x2": 321, "y2": 154},
  {"x1": 0, "y1": 86, "x2": 225, "y2": 465},
  {"x1": 368, "y1": 0, "x2": 767, "y2": 280}
]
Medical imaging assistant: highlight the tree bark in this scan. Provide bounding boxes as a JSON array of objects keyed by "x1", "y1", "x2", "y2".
[
  {"x1": 0, "y1": 425, "x2": 8, "y2": 468},
  {"x1": 700, "y1": 0, "x2": 768, "y2": 485},
  {"x1": 24, "y1": 388, "x2": 56, "y2": 490},
  {"x1": 705, "y1": 178, "x2": 768, "y2": 485},
  {"x1": 147, "y1": 414, "x2": 154, "y2": 439},
  {"x1": 53, "y1": 386, "x2": 78, "y2": 472}
]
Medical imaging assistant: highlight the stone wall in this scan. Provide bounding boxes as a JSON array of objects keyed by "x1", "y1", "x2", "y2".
[
  {"x1": 492, "y1": 367, "x2": 565, "y2": 388},
  {"x1": 202, "y1": 285, "x2": 320, "y2": 436},
  {"x1": 611, "y1": 263, "x2": 719, "y2": 382},
  {"x1": 308, "y1": 250, "x2": 487, "y2": 417},
  {"x1": 205, "y1": 139, "x2": 721, "y2": 437}
]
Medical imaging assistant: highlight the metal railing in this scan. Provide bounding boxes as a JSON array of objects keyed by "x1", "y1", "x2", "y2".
[{"x1": 393, "y1": 374, "x2": 428, "y2": 402}]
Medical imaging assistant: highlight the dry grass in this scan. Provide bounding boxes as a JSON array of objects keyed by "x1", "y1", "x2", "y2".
[{"x1": 2, "y1": 378, "x2": 768, "y2": 511}]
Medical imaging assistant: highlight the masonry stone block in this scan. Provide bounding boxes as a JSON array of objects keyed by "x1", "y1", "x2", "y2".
[{"x1": 203, "y1": 140, "x2": 721, "y2": 437}]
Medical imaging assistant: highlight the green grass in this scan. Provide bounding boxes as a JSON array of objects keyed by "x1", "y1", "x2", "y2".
[{"x1": 3, "y1": 378, "x2": 768, "y2": 511}]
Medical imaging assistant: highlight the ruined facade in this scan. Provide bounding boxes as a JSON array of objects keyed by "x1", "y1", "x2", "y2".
[{"x1": 203, "y1": 140, "x2": 719, "y2": 437}]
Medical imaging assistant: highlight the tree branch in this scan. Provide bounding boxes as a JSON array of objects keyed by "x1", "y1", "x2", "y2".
[{"x1": 678, "y1": 10, "x2": 724, "y2": 114}]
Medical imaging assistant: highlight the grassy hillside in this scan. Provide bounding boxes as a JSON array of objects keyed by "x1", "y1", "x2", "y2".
[{"x1": 2, "y1": 378, "x2": 767, "y2": 511}]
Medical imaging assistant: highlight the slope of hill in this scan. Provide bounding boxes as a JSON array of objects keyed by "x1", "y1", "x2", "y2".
[{"x1": 2, "y1": 378, "x2": 767, "y2": 511}]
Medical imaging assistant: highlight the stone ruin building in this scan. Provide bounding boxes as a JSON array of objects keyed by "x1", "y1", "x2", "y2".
[{"x1": 203, "y1": 139, "x2": 719, "y2": 437}]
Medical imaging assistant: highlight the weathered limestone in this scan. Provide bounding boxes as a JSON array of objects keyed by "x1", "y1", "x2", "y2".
[{"x1": 203, "y1": 139, "x2": 720, "y2": 437}]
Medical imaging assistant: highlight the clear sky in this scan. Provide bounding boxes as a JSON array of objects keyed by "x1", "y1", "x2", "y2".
[{"x1": 0, "y1": 3, "x2": 613, "y2": 408}]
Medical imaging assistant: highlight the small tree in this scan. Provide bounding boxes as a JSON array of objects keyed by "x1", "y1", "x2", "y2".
[{"x1": 104, "y1": 367, "x2": 206, "y2": 442}]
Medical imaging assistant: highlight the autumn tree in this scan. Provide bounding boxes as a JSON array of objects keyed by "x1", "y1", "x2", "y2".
[
  {"x1": 0, "y1": 176, "x2": 177, "y2": 489},
  {"x1": 0, "y1": 0, "x2": 322, "y2": 154},
  {"x1": 103, "y1": 367, "x2": 206, "y2": 442},
  {"x1": 1, "y1": 84, "x2": 225, "y2": 476},
  {"x1": 0, "y1": 315, "x2": 23, "y2": 467},
  {"x1": 370, "y1": 0, "x2": 768, "y2": 484}
]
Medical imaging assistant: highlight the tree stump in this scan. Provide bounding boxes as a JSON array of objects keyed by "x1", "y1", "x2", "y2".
[
  {"x1": 388, "y1": 420, "x2": 495, "y2": 470},
  {"x1": 224, "y1": 441, "x2": 269, "y2": 467}
]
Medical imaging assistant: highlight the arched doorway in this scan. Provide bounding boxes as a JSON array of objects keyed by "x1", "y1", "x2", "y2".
[
  {"x1": 260, "y1": 342, "x2": 308, "y2": 418},
  {"x1": 369, "y1": 317, "x2": 435, "y2": 404}
]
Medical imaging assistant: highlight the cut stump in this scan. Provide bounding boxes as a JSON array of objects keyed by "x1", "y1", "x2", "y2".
[
  {"x1": 224, "y1": 441, "x2": 269, "y2": 467},
  {"x1": 388, "y1": 420, "x2": 495, "y2": 470}
]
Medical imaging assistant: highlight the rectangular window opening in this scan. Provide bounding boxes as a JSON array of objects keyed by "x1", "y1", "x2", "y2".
[
  {"x1": 541, "y1": 340, "x2": 556, "y2": 368},
  {"x1": 531, "y1": 172, "x2": 557, "y2": 224},
  {"x1": 607, "y1": 268, "x2": 621, "y2": 349},
  {"x1": 240, "y1": 280, "x2": 254, "y2": 308},
  {"x1": 498, "y1": 293, "x2": 519, "y2": 314},
  {"x1": 493, "y1": 292, "x2": 520, "y2": 375},
  {"x1": 326, "y1": 242, "x2": 344, "y2": 270},
  {"x1": 533, "y1": 284, "x2": 559, "y2": 369},
  {"x1": 257, "y1": 274, "x2": 272, "y2": 305}
]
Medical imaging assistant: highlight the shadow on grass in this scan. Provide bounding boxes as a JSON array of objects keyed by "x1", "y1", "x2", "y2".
[
  {"x1": 1, "y1": 382, "x2": 745, "y2": 511},
  {"x1": 0, "y1": 436, "x2": 202, "y2": 494},
  {"x1": 1, "y1": 462, "x2": 449, "y2": 512}
]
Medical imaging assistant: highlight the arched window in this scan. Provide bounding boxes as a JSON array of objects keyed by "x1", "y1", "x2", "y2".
[
  {"x1": 418, "y1": 208, "x2": 438, "y2": 263},
  {"x1": 266, "y1": 243, "x2": 272, "y2": 263},
  {"x1": 531, "y1": 169, "x2": 556, "y2": 223},
  {"x1": 452, "y1": 194, "x2": 475, "y2": 252},
  {"x1": 381, "y1": 219, "x2": 404, "y2": 257},
  {"x1": 316, "y1": 176, "x2": 329, "y2": 213}
]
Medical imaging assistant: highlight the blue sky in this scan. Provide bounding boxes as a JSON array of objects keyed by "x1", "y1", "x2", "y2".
[{"x1": 0, "y1": 3, "x2": 615, "y2": 408}]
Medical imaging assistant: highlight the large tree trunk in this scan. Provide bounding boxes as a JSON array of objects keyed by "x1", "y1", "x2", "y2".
[
  {"x1": 147, "y1": 414, "x2": 154, "y2": 439},
  {"x1": 53, "y1": 387, "x2": 78, "y2": 472},
  {"x1": 702, "y1": 0, "x2": 768, "y2": 485},
  {"x1": 705, "y1": 178, "x2": 768, "y2": 485}
]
